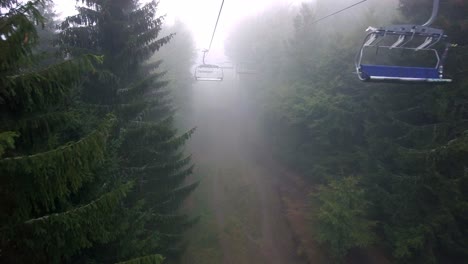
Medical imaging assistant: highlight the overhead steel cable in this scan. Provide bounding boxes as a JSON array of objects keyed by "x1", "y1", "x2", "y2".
[
  {"x1": 208, "y1": 0, "x2": 225, "y2": 51},
  {"x1": 309, "y1": 0, "x2": 367, "y2": 25}
]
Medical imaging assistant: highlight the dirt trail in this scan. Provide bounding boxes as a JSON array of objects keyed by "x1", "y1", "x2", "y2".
[
  {"x1": 180, "y1": 73, "x2": 392, "y2": 264},
  {"x1": 182, "y1": 75, "x2": 305, "y2": 264}
]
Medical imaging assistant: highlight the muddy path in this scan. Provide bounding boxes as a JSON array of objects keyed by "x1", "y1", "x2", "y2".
[{"x1": 180, "y1": 74, "x2": 306, "y2": 264}]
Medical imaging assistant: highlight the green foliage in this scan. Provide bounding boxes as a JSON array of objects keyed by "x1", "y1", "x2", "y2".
[
  {"x1": 226, "y1": 0, "x2": 468, "y2": 262},
  {"x1": 116, "y1": 254, "x2": 165, "y2": 264},
  {"x1": 1, "y1": 54, "x2": 101, "y2": 112},
  {"x1": 0, "y1": 0, "x2": 45, "y2": 70},
  {"x1": 18, "y1": 182, "x2": 133, "y2": 263},
  {"x1": 59, "y1": 0, "x2": 197, "y2": 262},
  {"x1": 0, "y1": 116, "x2": 115, "y2": 215},
  {"x1": 0, "y1": 1, "x2": 129, "y2": 263},
  {"x1": 314, "y1": 177, "x2": 376, "y2": 262},
  {"x1": 0, "y1": 131, "x2": 18, "y2": 157}
]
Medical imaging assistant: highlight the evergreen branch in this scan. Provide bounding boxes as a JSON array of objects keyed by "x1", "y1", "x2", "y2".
[
  {"x1": 152, "y1": 182, "x2": 199, "y2": 210},
  {"x1": 0, "y1": 9, "x2": 40, "y2": 69},
  {"x1": 160, "y1": 128, "x2": 195, "y2": 150},
  {"x1": 2, "y1": 54, "x2": 102, "y2": 112},
  {"x1": 123, "y1": 155, "x2": 192, "y2": 175},
  {"x1": 123, "y1": 121, "x2": 176, "y2": 144},
  {"x1": 398, "y1": 132, "x2": 468, "y2": 170},
  {"x1": 74, "y1": 0, "x2": 106, "y2": 10},
  {"x1": 0, "y1": 115, "x2": 116, "y2": 211},
  {"x1": 131, "y1": 102, "x2": 174, "y2": 123},
  {"x1": 0, "y1": 0, "x2": 44, "y2": 25},
  {"x1": 115, "y1": 254, "x2": 165, "y2": 264},
  {"x1": 57, "y1": 26, "x2": 100, "y2": 52},
  {"x1": 8, "y1": 53, "x2": 102, "y2": 80},
  {"x1": 1, "y1": 109, "x2": 80, "y2": 136},
  {"x1": 126, "y1": 128, "x2": 195, "y2": 156},
  {"x1": 117, "y1": 100, "x2": 152, "y2": 121},
  {"x1": 142, "y1": 59, "x2": 163, "y2": 73},
  {"x1": 79, "y1": 102, "x2": 114, "y2": 111},
  {"x1": 134, "y1": 26, "x2": 167, "y2": 48},
  {"x1": 117, "y1": 72, "x2": 166, "y2": 99},
  {"x1": 0, "y1": 131, "x2": 19, "y2": 157},
  {"x1": 128, "y1": 1, "x2": 159, "y2": 25},
  {"x1": 60, "y1": 6, "x2": 100, "y2": 28},
  {"x1": 1, "y1": 114, "x2": 113, "y2": 160},
  {"x1": 142, "y1": 165, "x2": 194, "y2": 190},
  {"x1": 8, "y1": 182, "x2": 135, "y2": 261},
  {"x1": 388, "y1": 116, "x2": 442, "y2": 129},
  {"x1": 158, "y1": 214, "x2": 199, "y2": 231},
  {"x1": 118, "y1": 35, "x2": 173, "y2": 67},
  {"x1": 24, "y1": 182, "x2": 132, "y2": 224}
]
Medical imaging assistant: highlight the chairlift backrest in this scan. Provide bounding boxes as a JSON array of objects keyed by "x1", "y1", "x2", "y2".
[{"x1": 195, "y1": 64, "x2": 224, "y2": 81}]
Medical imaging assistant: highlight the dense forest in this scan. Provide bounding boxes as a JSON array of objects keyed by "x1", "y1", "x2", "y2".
[
  {"x1": 0, "y1": 0, "x2": 196, "y2": 263},
  {"x1": 225, "y1": 0, "x2": 468, "y2": 263},
  {"x1": 1, "y1": 0, "x2": 468, "y2": 263}
]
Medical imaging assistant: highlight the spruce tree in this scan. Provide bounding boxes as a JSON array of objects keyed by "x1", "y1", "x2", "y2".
[
  {"x1": 59, "y1": 0, "x2": 197, "y2": 262},
  {"x1": 0, "y1": 0, "x2": 130, "y2": 263}
]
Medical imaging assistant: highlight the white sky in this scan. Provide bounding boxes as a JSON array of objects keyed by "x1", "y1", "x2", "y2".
[{"x1": 54, "y1": 0, "x2": 305, "y2": 59}]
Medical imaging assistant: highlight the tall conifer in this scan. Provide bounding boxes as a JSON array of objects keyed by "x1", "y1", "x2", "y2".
[
  {"x1": 0, "y1": 1, "x2": 130, "y2": 263},
  {"x1": 59, "y1": 0, "x2": 197, "y2": 262}
]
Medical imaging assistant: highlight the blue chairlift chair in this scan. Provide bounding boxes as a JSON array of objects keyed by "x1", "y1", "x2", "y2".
[{"x1": 355, "y1": 0, "x2": 452, "y2": 83}]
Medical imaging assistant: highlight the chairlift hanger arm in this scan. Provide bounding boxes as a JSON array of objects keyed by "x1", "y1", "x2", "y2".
[
  {"x1": 202, "y1": 49, "x2": 208, "y2": 65},
  {"x1": 422, "y1": 0, "x2": 439, "y2": 27}
]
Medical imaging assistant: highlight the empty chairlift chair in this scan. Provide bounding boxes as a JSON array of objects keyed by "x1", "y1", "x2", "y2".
[
  {"x1": 355, "y1": 0, "x2": 452, "y2": 83},
  {"x1": 195, "y1": 64, "x2": 224, "y2": 81},
  {"x1": 194, "y1": 49, "x2": 224, "y2": 81}
]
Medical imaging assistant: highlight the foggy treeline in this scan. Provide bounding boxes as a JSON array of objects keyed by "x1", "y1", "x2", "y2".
[
  {"x1": 0, "y1": 0, "x2": 197, "y2": 263},
  {"x1": 1, "y1": 0, "x2": 468, "y2": 263},
  {"x1": 225, "y1": 0, "x2": 468, "y2": 263}
]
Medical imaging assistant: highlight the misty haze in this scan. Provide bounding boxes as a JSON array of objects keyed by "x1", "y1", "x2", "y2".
[{"x1": 0, "y1": 0, "x2": 467, "y2": 264}]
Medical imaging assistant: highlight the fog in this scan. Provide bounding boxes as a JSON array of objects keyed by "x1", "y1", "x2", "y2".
[
  {"x1": 170, "y1": 1, "x2": 401, "y2": 263},
  {"x1": 55, "y1": 0, "x2": 305, "y2": 61},
  {"x1": 3, "y1": 0, "x2": 467, "y2": 263}
]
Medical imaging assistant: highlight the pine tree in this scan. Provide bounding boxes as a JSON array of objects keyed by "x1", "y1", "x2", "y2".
[
  {"x1": 59, "y1": 0, "x2": 197, "y2": 262},
  {"x1": 0, "y1": 0, "x2": 130, "y2": 263}
]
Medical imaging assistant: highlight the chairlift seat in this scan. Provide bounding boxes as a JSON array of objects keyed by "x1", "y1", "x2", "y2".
[
  {"x1": 359, "y1": 64, "x2": 451, "y2": 82},
  {"x1": 195, "y1": 64, "x2": 223, "y2": 81}
]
